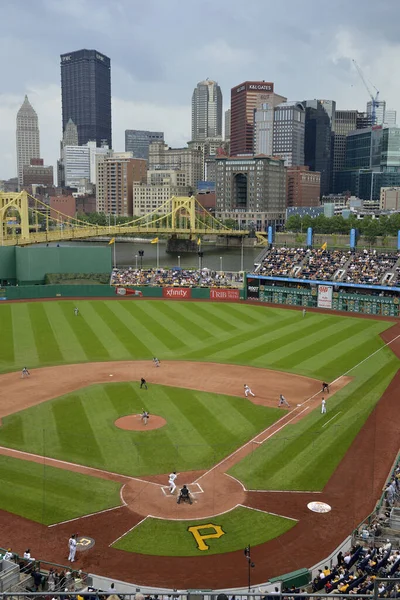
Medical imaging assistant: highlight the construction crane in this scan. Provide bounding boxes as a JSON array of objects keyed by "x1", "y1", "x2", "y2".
[{"x1": 352, "y1": 59, "x2": 380, "y2": 125}]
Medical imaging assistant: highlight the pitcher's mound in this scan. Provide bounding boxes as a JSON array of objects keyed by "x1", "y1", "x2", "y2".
[{"x1": 115, "y1": 414, "x2": 167, "y2": 431}]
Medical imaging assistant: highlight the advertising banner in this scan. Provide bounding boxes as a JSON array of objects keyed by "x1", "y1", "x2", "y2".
[
  {"x1": 210, "y1": 288, "x2": 240, "y2": 301},
  {"x1": 115, "y1": 287, "x2": 143, "y2": 297},
  {"x1": 317, "y1": 285, "x2": 333, "y2": 309},
  {"x1": 246, "y1": 278, "x2": 260, "y2": 300},
  {"x1": 162, "y1": 287, "x2": 192, "y2": 299}
]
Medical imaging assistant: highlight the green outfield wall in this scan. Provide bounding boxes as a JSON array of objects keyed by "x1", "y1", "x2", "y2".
[{"x1": 0, "y1": 246, "x2": 112, "y2": 285}]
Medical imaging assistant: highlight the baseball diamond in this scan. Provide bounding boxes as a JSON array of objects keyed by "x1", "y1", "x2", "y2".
[{"x1": 0, "y1": 299, "x2": 398, "y2": 589}]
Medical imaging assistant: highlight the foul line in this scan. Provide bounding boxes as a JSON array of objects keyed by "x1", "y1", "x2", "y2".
[
  {"x1": 239, "y1": 503, "x2": 298, "y2": 522},
  {"x1": 110, "y1": 516, "x2": 149, "y2": 546},
  {"x1": 322, "y1": 411, "x2": 342, "y2": 428},
  {"x1": 48, "y1": 503, "x2": 126, "y2": 528}
]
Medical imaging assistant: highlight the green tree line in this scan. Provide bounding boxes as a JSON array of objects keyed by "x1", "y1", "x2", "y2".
[{"x1": 285, "y1": 213, "x2": 400, "y2": 238}]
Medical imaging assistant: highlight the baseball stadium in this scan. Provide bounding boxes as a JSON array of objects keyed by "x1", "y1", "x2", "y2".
[{"x1": 0, "y1": 197, "x2": 399, "y2": 599}]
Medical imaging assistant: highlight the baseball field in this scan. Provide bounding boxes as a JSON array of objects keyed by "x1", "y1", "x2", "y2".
[{"x1": 0, "y1": 298, "x2": 398, "y2": 588}]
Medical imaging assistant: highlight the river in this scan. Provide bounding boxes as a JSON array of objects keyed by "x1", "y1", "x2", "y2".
[{"x1": 53, "y1": 240, "x2": 261, "y2": 271}]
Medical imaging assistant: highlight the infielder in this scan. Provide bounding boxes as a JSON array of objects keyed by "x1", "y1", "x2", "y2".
[
  {"x1": 321, "y1": 398, "x2": 327, "y2": 414},
  {"x1": 321, "y1": 381, "x2": 330, "y2": 393},
  {"x1": 153, "y1": 357, "x2": 160, "y2": 367},
  {"x1": 21, "y1": 367, "x2": 30, "y2": 378},
  {"x1": 244, "y1": 384, "x2": 255, "y2": 398},
  {"x1": 278, "y1": 394, "x2": 290, "y2": 407},
  {"x1": 168, "y1": 471, "x2": 178, "y2": 494},
  {"x1": 68, "y1": 534, "x2": 77, "y2": 562}
]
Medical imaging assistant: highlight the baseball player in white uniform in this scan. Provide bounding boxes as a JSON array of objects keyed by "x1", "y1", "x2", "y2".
[
  {"x1": 21, "y1": 367, "x2": 30, "y2": 378},
  {"x1": 278, "y1": 394, "x2": 290, "y2": 407},
  {"x1": 168, "y1": 471, "x2": 178, "y2": 494},
  {"x1": 321, "y1": 398, "x2": 327, "y2": 414},
  {"x1": 68, "y1": 534, "x2": 77, "y2": 562},
  {"x1": 244, "y1": 384, "x2": 255, "y2": 398}
]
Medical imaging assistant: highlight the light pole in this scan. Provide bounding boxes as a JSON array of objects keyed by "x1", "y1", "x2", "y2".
[
  {"x1": 244, "y1": 546, "x2": 255, "y2": 592},
  {"x1": 138, "y1": 249, "x2": 144, "y2": 269},
  {"x1": 178, "y1": 255, "x2": 181, "y2": 268},
  {"x1": 135, "y1": 254, "x2": 138, "y2": 269},
  {"x1": 219, "y1": 256, "x2": 223, "y2": 272},
  {"x1": 240, "y1": 236, "x2": 244, "y2": 272},
  {"x1": 198, "y1": 251, "x2": 203, "y2": 270}
]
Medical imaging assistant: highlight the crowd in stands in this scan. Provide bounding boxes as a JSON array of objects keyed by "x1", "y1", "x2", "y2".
[
  {"x1": 110, "y1": 267, "x2": 243, "y2": 288},
  {"x1": 256, "y1": 247, "x2": 400, "y2": 287}
]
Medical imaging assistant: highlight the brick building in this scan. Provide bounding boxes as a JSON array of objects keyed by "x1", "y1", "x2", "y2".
[
  {"x1": 286, "y1": 166, "x2": 321, "y2": 207},
  {"x1": 22, "y1": 158, "x2": 54, "y2": 188}
]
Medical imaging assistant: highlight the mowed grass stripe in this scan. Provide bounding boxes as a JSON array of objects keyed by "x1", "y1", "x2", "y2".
[
  {"x1": 107, "y1": 302, "x2": 170, "y2": 357},
  {"x1": 51, "y1": 394, "x2": 105, "y2": 466},
  {"x1": 123, "y1": 303, "x2": 184, "y2": 352},
  {"x1": 185, "y1": 312, "x2": 301, "y2": 360},
  {"x1": 42, "y1": 302, "x2": 87, "y2": 363},
  {"x1": 187, "y1": 303, "x2": 235, "y2": 333},
  {"x1": 0, "y1": 454, "x2": 121, "y2": 525},
  {"x1": 27, "y1": 304, "x2": 63, "y2": 364},
  {"x1": 222, "y1": 314, "x2": 334, "y2": 363},
  {"x1": 294, "y1": 322, "x2": 386, "y2": 374},
  {"x1": 81, "y1": 301, "x2": 130, "y2": 360},
  {"x1": 270, "y1": 319, "x2": 372, "y2": 371},
  {"x1": 0, "y1": 305, "x2": 15, "y2": 369},
  {"x1": 152, "y1": 302, "x2": 213, "y2": 342},
  {"x1": 220, "y1": 303, "x2": 272, "y2": 326},
  {"x1": 58, "y1": 302, "x2": 110, "y2": 361},
  {"x1": 11, "y1": 303, "x2": 39, "y2": 368},
  {"x1": 91, "y1": 301, "x2": 153, "y2": 358},
  {"x1": 139, "y1": 302, "x2": 200, "y2": 347}
]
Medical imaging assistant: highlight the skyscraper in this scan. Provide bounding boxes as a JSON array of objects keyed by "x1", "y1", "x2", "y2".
[
  {"x1": 125, "y1": 130, "x2": 164, "y2": 161},
  {"x1": 303, "y1": 99, "x2": 336, "y2": 196},
  {"x1": 230, "y1": 81, "x2": 286, "y2": 155},
  {"x1": 224, "y1": 109, "x2": 231, "y2": 141},
  {"x1": 63, "y1": 118, "x2": 79, "y2": 146},
  {"x1": 191, "y1": 80, "x2": 223, "y2": 142},
  {"x1": 273, "y1": 102, "x2": 305, "y2": 167},
  {"x1": 16, "y1": 96, "x2": 40, "y2": 189},
  {"x1": 60, "y1": 49, "x2": 112, "y2": 148}
]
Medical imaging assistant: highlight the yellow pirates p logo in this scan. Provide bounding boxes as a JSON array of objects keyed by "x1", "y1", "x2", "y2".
[{"x1": 188, "y1": 524, "x2": 225, "y2": 551}]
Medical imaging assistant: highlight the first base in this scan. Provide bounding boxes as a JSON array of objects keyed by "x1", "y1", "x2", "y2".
[
  {"x1": 297, "y1": 403, "x2": 301, "y2": 406},
  {"x1": 109, "y1": 374, "x2": 113, "y2": 377}
]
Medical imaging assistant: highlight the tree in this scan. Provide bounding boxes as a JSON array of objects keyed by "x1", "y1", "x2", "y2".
[{"x1": 364, "y1": 221, "x2": 380, "y2": 246}]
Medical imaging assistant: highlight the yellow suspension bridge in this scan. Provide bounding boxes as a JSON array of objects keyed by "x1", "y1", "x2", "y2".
[{"x1": 0, "y1": 191, "x2": 261, "y2": 246}]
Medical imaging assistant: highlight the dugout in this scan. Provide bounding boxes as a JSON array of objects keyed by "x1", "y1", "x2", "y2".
[{"x1": 0, "y1": 246, "x2": 112, "y2": 285}]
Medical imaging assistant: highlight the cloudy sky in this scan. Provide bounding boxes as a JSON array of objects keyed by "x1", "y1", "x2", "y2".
[{"x1": 1, "y1": 0, "x2": 399, "y2": 180}]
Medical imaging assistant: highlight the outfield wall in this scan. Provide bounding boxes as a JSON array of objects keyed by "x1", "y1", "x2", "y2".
[
  {"x1": 0, "y1": 246, "x2": 112, "y2": 285},
  {"x1": 0, "y1": 285, "x2": 245, "y2": 301}
]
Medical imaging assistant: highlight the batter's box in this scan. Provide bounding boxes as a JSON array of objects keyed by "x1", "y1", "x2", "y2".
[{"x1": 161, "y1": 483, "x2": 204, "y2": 497}]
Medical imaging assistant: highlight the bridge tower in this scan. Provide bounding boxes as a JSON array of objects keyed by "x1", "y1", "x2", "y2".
[
  {"x1": 0, "y1": 192, "x2": 30, "y2": 242},
  {"x1": 170, "y1": 196, "x2": 197, "y2": 232}
]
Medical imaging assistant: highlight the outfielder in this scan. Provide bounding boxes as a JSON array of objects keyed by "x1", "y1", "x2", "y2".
[
  {"x1": 244, "y1": 384, "x2": 255, "y2": 398},
  {"x1": 321, "y1": 398, "x2": 327, "y2": 414},
  {"x1": 278, "y1": 394, "x2": 290, "y2": 407},
  {"x1": 302, "y1": 308, "x2": 306, "y2": 318},
  {"x1": 21, "y1": 367, "x2": 30, "y2": 378},
  {"x1": 68, "y1": 534, "x2": 77, "y2": 562},
  {"x1": 168, "y1": 471, "x2": 178, "y2": 494},
  {"x1": 74, "y1": 307, "x2": 79, "y2": 316}
]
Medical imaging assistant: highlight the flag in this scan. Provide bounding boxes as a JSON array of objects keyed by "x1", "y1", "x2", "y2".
[
  {"x1": 321, "y1": 242, "x2": 327, "y2": 251},
  {"x1": 151, "y1": 237, "x2": 159, "y2": 244},
  {"x1": 197, "y1": 237, "x2": 201, "y2": 246},
  {"x1": 108, "y1": 237, "x2": 115, "y2": 245}
]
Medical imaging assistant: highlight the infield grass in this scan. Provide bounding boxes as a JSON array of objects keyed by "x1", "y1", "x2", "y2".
[
  {"x1": 113, "y1": 506, "x2": 296, "y2": 556},
  {"x1": 0, "y1": 454, "x2": 121, "y2": 525},
  {"x1": 0, "y1": 385, "x2": 283, "y2": 476}
]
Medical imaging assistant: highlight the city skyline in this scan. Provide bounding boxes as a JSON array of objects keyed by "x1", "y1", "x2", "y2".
[{"x1": 1, "y1": 0, "x2": 400, "y2": 180}]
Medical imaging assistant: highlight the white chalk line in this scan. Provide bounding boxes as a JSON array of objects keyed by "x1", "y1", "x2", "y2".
[
  {"x1": 239, "y1": 503, "x2": 298, "y2": 522},
  {"x1": 48, "y1": 503, "x2": 126, "y2": 528},
  {"x1": 0, "y1": 445, "x2": 161, "y2": 488},
  {"x1": 322, "y1": 411, "x2": 342, "y2": 428},
  {"x1": 248, "y1": 489, "x2": 321, "y2": 494},
  {"x1": 110, "y1": 516, "x2": 149, "y2": 546}
]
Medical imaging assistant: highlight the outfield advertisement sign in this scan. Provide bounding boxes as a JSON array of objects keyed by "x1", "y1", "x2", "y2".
[
  {"x1": 317, "y1": 285, "x2": 333, "y2": 309},
  {"x1": 247, "y1": 279, "x2": 260, "y2": 299},
  {"x1": 210, "y1": 288, "x2": 240, "y2": 301},
  {"x1": 115, "y1": 287, "x2": 143, "y2": 297},
  {"x1": 162, "y1": 287, "x2": 192, "y2": 299}
]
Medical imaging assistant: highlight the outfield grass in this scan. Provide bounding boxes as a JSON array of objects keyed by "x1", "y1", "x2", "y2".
[
  {"x1": 0, "y1": 454, "x2": 121, "y2": 525},
  {"x1": 113, "y1": 506, "x2": 296, "y2": 556},
  {"x1": 0, "y1": 301, "x2": 393, "y2": 380},
  {"x1": 229, "y1": 344, "x2": 398, "y2": 491},
  {"x1": 0, "y1": 384, "x2": 283, "y2": 476}
]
